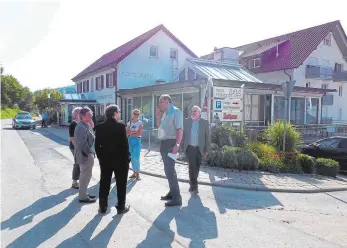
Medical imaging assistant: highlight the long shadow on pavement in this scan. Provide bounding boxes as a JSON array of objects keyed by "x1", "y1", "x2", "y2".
[
  {"x1": 137, "y1": 195, "x2": 218, "y2": 248},
  {"x1": 1, "y1": 187, "x2": 80, "y2": 231},
  {"x1": 56, "y1": 179, "x2": 137, "y2": 248},
  {"x1": 4, "y1": 183, "x2": 100, "y2": 248},
  {"x1": 208, "y1": 173, "x2": 283, "y2": 214},
  {"x1": 31, "y1": 128, "x2": 69, "y2": 146}
]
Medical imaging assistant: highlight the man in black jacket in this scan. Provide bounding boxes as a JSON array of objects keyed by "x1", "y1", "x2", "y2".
[{"x1": 95, "y1": 104, "x2": 130, "y2": 215}]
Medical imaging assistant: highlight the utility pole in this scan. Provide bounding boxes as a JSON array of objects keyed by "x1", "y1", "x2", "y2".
[{"x1": 281, "y1": 80, "x2": 296, "y2": 152}]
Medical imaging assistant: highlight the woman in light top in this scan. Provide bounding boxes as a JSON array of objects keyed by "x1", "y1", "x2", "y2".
[{"x1": 126, "y1": 109, "x2": 143, "y2": 180}]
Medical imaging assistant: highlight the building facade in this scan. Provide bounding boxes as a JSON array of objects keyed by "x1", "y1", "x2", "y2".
[
  {"x1": 203, "y1": 21, "x2": 347, "y2": 124},
  {"x1": 236, "y1": 21, "x2": 347, "y2": 124},
  {"x1": 71, "y1": 24, "x2": 197, "y2": 118}
]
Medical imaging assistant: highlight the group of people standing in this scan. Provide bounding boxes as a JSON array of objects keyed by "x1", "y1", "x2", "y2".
[{"x1": 67, "y1": 93, "x2": 210, "y2": 214}]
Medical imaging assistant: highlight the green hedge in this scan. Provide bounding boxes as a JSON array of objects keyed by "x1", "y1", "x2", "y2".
[
  {"x1": 206, "y1": 145, "x2": 259, "y2": 171},
  {"x1": 297, "y1": 154, "x2": 315, "y2": 174},
  {"x1": 0, "y1": 108, "x2": 26, "y2": 119},
  {"x1": 316, "y1": 158, "x2": 339, "y2": 177}
]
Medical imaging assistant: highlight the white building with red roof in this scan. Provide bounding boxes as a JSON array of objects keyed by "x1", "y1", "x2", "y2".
[{"x1": 203, "y1": 20, "x2": 347, "y2": 124}]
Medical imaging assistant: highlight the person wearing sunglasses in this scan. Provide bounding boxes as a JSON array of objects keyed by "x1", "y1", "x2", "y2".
[{"x1": 126, "y1": 109, "x2": 143, "y2": 180}]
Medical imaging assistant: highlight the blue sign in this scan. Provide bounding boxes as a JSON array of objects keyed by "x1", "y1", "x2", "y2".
[{"x1": 215, "y1": 100, "x2": 222, "y2": 109}]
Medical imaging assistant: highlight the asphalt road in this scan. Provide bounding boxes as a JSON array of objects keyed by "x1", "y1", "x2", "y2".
[{"x1": 1, "y1": 119, "x2": 347, "y2": 248}]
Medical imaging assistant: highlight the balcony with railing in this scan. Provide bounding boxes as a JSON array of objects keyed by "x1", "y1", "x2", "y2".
[
  {"x1": 333, "y1": 70, "x2": 347, "y2": 82},
  {"x1": 305, "y1": 65, "x2": 333, "y2": 80}
]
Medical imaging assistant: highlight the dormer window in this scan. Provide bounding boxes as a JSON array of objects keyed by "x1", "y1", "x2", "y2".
[
  {"x1": 249, "y1": 58, "x2": 261, "y2": 69},
  {"x1": 324, "y1": 34, "x2": 331, "y2": 46}
]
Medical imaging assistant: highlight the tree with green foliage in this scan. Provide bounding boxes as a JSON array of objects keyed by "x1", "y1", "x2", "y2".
[
  {"x1": 1, "y1": 74, "x2": 28, "y2": 108},
  {"x1": 33, "y1": 88, "x2": 62, "y2": 112}
]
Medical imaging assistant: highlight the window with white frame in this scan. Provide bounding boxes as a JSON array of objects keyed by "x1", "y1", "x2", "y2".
[
  {"x1": 324, "y1": 33, "x2": 331, "y2": 46},
  {"x1": 306, "y1": 82, "x2": 311, "y2": 88},
  {"x1": 91, "y1": 78, "x2": 94, "y2": 92},
  {"x1": 170, "y1": 48, "x2": 178, "y2": 60},
  {"x1": 106, "y1": 73, "x2": 113, "y2": 88},
  {"x1": 339, "y1": 85, "x2": 343, "y2": 97},
  {"x1": 249, "y1": 58, "x2": 260, "y2": 69},
  {"x1": 335, "y1": 63, "x2": 343, "y2": 72},
  {"x1": 339, "y1": 108, "x2": 342, "y2": 120},
  {"x1": 150, "y1": 46, "x2": 158, "y2": 58},
  {"x1": 322, "y1": 84, "x2": 328, "y2": 89}
]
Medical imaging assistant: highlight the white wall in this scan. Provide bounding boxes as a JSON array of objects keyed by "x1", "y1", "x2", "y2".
[
  {"x1": 117, "y1": 30, "x2": 194, "y2": 89},
  {"x1": 75, "y1": 67, "x2": 116, "y2": 108},
  {"x1": 74, "y1": 29, "x2": 195, "y2": 107},
  {"x1": 256, "y1": 69, "x2": 294, "y2": 85},
  {"x1": 293, "y1": 33, "x2": 347, "y2": 121}
]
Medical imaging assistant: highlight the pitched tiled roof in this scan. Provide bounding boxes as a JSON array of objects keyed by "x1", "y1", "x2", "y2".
[
  {"x1": 72, "y1": 24, "x2": 197, "y2": 81},
  {"x1": 234, "y1": 20, "x2": 347, "y2": 73}
]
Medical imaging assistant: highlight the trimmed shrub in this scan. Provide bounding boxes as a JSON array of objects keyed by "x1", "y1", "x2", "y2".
[
  {"x1": 280, "y1": 152, "x2": 303, "y2": 174},
  {"x1": 262, "y1": 121, "x2": 302, "y2": 152},
  {"x1": 221, "y1": 146, "x2": 259, "y2": 170},
  {"x1": 259, "y1": 157, "x2": 285, "y2": 173},
  {"x1": 298, "y1": 154, "x2": 315, "y2": 174},
  {"x1": 211, "y1": 125, "x2": 246, "y2": 148},
  {"x1": 316, "y1": 158, "x2": 339, "y2": 177}
]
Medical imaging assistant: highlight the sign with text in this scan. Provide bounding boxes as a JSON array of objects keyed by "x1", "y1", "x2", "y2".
[
  {"x1": 213, "y1": 99, "x2": 243, "y2": 112},
  {"x1": 213, "y1": 87, "x2": 243, "y2": 99},
  {"x1": 213, "y1": 112, "x2": 242, "y2": 122},
  {"x1": 120, "y1": 71, "x2": 154, "y2": 79}
]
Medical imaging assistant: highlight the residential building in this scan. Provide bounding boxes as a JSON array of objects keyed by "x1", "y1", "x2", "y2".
[
  {"x1": 70, "y1": 24, "x2": 197, "y2": 118},
  {"x1": 203, "y1": 21, "x2": 347, "y2": 124}
]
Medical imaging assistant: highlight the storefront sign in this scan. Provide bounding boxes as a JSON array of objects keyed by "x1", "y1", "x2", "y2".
[
  {"x1": 213, "y1": 87, "x2": 243, "y2": 99},
  {"x1": 213, "y1": 112, "x2": 242, "y2": 122},
  {"x1": 213, "y1": 99, "x2": 243, "y2": 112},
  {"x1": 121, "y1": 71, "x2": 154, "y2": 79}
]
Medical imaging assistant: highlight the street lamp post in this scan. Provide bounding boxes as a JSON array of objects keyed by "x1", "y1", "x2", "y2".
[{"x1": 281, "y1": 81, "x2": 296, "y2": 152}]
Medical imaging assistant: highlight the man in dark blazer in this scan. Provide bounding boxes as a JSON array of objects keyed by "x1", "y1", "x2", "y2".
[
  {"x1": 95, "y1": 104, "x2": 130, "y2": 214},
  {"x1": 182, "y1": 105, "x2": 211, "y2": 194}
]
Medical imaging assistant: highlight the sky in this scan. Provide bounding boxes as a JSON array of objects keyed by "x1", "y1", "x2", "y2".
[{"x1": 1, "y1": 0, "x2": 347, "y2": 91}]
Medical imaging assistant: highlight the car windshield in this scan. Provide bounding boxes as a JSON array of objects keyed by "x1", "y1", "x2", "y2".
[{"x1": 16, "y1": 115, "x2": 32, "y2": 120}]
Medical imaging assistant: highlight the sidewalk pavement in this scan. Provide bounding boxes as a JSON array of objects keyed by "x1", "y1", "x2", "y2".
[{"x1": 42, "y1": 126, "x2": 347, "y2": 193}]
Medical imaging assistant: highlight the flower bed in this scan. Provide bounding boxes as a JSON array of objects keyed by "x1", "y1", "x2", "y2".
[{"x1": 205, "y1": 123, "x2": 339, "y2": 177}]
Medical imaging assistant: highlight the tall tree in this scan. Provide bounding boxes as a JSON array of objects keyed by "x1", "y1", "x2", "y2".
[
  {"x1": 34, "y1": 88, "x2": 62, "y2": 112},
  {"x1": 1, "y1": 75, "x2": 27, "y2": 108}
]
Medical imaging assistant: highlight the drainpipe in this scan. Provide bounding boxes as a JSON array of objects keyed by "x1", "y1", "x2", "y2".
[
  {"x1": 283, "y1": 69, "x2": 292, "y2": 81},
  {"x1": 283, "y1": 69, "x2": 291, "y2": 152},
  {"x1": 111, "y1": 65, "x2": 118, "y2": 105}
]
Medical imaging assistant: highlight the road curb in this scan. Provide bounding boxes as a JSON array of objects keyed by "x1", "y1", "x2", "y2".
[
  {"x1": 44, "y1": 127, "x2": 347, "y2": 194},
  {"x1": 140, "y1": 170, "x2": 347, "y2": 193}
]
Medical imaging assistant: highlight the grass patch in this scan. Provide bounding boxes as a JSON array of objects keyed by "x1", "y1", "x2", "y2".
[{"x1": 0, "y1": 108, "x2": 29, "y2": 119}]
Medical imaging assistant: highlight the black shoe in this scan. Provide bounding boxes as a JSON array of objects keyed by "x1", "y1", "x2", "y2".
[
  {"x1": 117, "y1": 205, "x2": 130, "y2": 215},
  {"x1": 160, "y1": 194, "x2": 173, "y2": 201},
  {"x1": 79, "y1": 197, "x2": 97, "y2": 203},
  {"x1": 165, "y1": 200, "x2": 182, "y2": 207},
  {"x1": 98, "y1": 207, "x2": 107, "y2": 214},
  {"x1": 88, "y1": 195, "x2": 96, "y2": 199}
]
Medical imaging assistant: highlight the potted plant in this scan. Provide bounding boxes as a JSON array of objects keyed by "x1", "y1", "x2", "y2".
[{"x1": 316, "y1": 158, "x2": 339, "y2": 177}]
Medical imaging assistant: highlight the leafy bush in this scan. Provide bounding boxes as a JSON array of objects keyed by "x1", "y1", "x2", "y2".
[
  {"x1": 279, "y1": 152, "x2": 303, "y2": 174},
  {"x1": 298, "y1": 154, "x2": 315, "y2": 174},
  {"x1": 262, "y1": 121, "x2": 302, "y2": 152},
  {"x1": 220, "y1": 146, "x2": 259, "y2": 170},
  {"x1": 259, "y1": 157, "x2": 285, "y2": 173},
  {"x1": 210, "y1": 143, "x2": 220, "y2": 152},
  {"x1": 211, "y1": 125, "x2": 246, "y2": 148},
  {"x1": 247, "y1": 142, "x2": 277, "y2": 159},
  {"x1": 316, "y1": 158, "x2": 339, "y2": 177}
]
